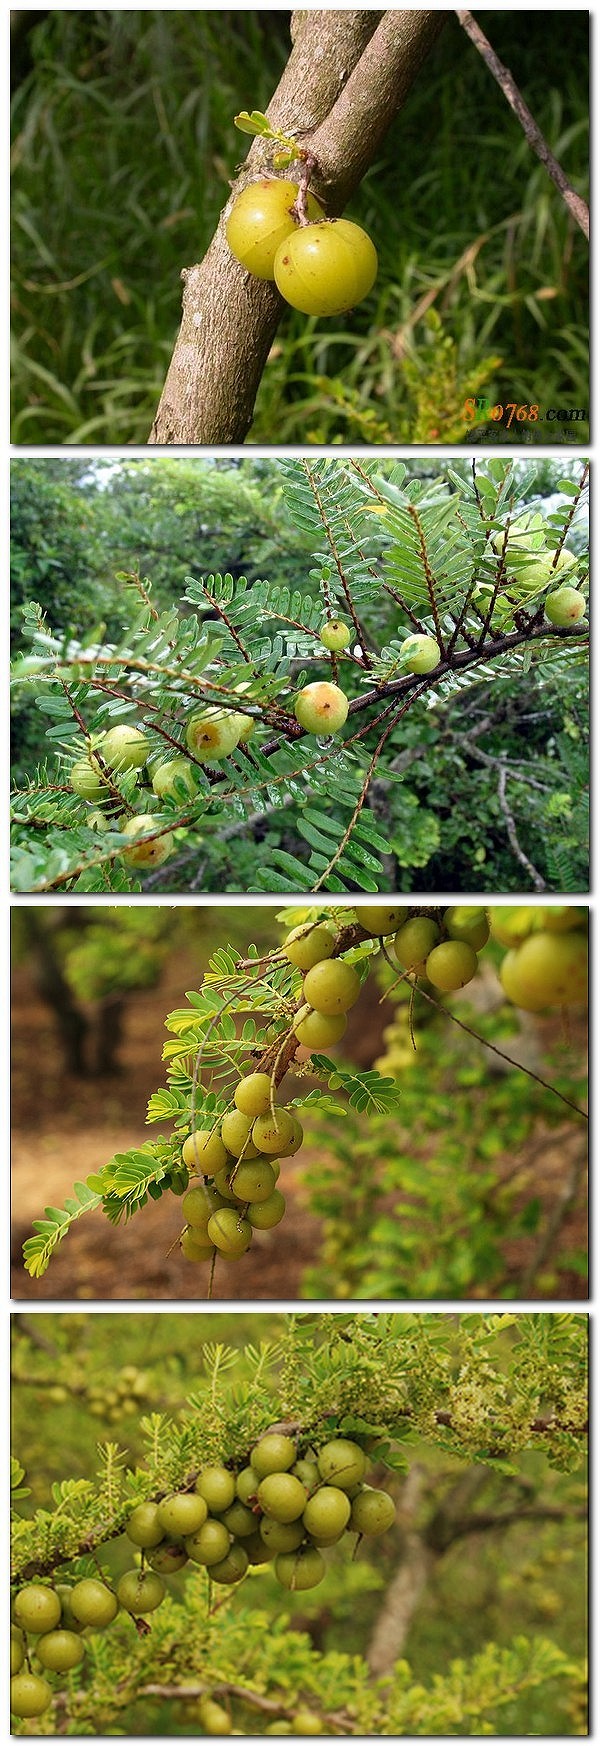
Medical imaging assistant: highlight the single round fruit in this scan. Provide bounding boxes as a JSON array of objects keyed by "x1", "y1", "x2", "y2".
[
  {"x1": 226, "y1": 178, "x2": 324, "y2": 280},
  {"x1": 291, "y1": 1710, "x2": 324, "y2": 1735},
  {"x1": 400, "y1": 633, "x2": 441, "y2": 674},
  {"x1": 303, "y1": 1486, "x2": 351, "y2": 1539},
  {"x1": 14, "y1": 1586, "x2": 62, "y2": 1634},
  {"x1": 234, "y1": 1072, "x2": 275, "y2": 1118},
  {"x1": 251, "y1": 1434, "x2": 297, "y2": 1478},
  {"x1": 116, "y1": 1570, "x2": 166, "y2": 1615},
  {"x1": 425, "y1": 939, "x2": 478, "y2": 992},
  {"x1": 293, "y1": 1007, "x2": 347, "y2": 1049},
  {"x1": 182, "y1": 1183, "x2": 226, "y2": 1229},
  {"x1": 257, "y1": 1473, "x2": 307, "y2": 1522},
  {"x1": 121, "y1": 815, "x2": 174, "y2": 868},
  {"x1": 70, "y1": 755, "x2": 106, "y2": 801},
  {"x1": 198, "y1": 1696, "x2": 233, "y2": 1736},
  {"x1": 544, "y1": 586, "x2": 586, "y2": 625},
  {"x1": 274, "y1": 218, "x2": 377, "y2": 316},
  {"x1": 10, "y1": 1673, "x2": 52, "y2": 1718},
  {"x1": 317, "y1": 1438, "x2": 367, "y2": 1491},
  {"x1": 149, "y1": 1543, "x2": 189, "y2": 1573},
  {"x1": 11, "y1": 1627, "x2": 24, "y2": 1675},
  {"x1": 186, "y1": 710, "x2": 242, "y2": 761},
  {"x1": 294, "y1": 681, "x2": 349, "y2": 736},
  {"x1": 292, "y1": 1458, "x2": 320, "y2": 1494},
  {"x1": 185, "y1": 1519, "x2": 231, "y2": 1566},
  {"x1": 221, "y1": 1109, "x2": 259, "y2": 1158},
  {"x1": 212, "y1": 1168, "x2": 242, "y2": 1205},
  {"x1": 489, "y1": 906, "x2": 537, "y2": 947},
  {"x1": 207, "y1": 1208, "x2": 253, "y2": 1257},
  {"x1": 70, "y1": 1579, "x2": 118, "y2": 1629},
  {"x1": 209, "y1": 1543, "x2": 249, "y2": 1585},
  {"x1": 181, "y1": 1229, "x2": 216, "y2": 1262},
  {"x1": 358, "y1": 906, "x2": 409, "y2": 936},
  {"x1": 275, "y1": 1547, "x2": 326, "y2": 1591},
  {"x1": 101, "y1": 724, "x2": 149, "y2": 771},
  {"x1": 126, "y1": 1502, "x2": 165, "y2": 1548},
  {"x1": 283, "y1": 922, "x2": 336, "y2": 971},
  {"x1": 221, "y1": 1501, "x2": 256, "y2": 1538},
  {"x1": 152, "y1": 757, "x2": 198, "y2": 800},
  {"x1": 158, "y1": 1492, "x2": 208, "y2": 1536},
  {"x1": 303, "y1": 958, "x2": 361, "y2": 1015},
  {"x1": 259, "y1": 1516, "x2": 305, "y2": 1553},
  {"x1": 245, "y1": 1529, "x2": 274, "y2": 1564},
  {"x1": 350, "y1": 1486, "x2": 396, "y2": 1534},
  {"x1": 196, "y1": 1466, "x2": 236, "y2": 1512},
  {"x1": 36, "y1": 1629, "x2": 85, "y2": 1673},
  {"x1": 394, "y1": 916, "x2": 440, "y2": 971},
  {"x1": 236, "y1": 1466, "x2": 258, "y2": 1504},
  {"x1": 252, "y1": 1107, "x2": 296, "y2": 1156},
  {"x1": 320, "y1": 619, "x2": 351, "y2": 652},
  {"x1": 443, "y1": 905, "x2": 490, "y2": 951},
  {"x1": 247, "y1": 1189, "x2": 286, "y2": 1229},
  {"x1": 182, "y1": 1129, "x2": 228, "y2": 1174},
  {"x1": 500, "y1": 930, "x2": 588, "y2": 1010},
  {"x1": 230, "y1": 1158, "x2": 276, "y2": 1203}
]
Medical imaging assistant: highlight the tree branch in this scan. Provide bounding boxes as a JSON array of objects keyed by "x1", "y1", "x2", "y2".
[
  {"x1": 149, "y1": 10, "x2": 445, "y2": 444},
  {"x1": 456, "y1": 11, "x2": 590, "y2": 240}
]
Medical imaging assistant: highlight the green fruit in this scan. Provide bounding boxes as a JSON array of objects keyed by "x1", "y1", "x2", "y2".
[
  {"x1": 275, "y1": 1547, "x2": 326, "y2": 1591},
  {"x1": 259, "y1": 1516, "x2": 305, "y2": 1553},
  {"x1": 87, "y1": 808, "x2": 109, "y2": 831},
  {"x1": 234, "y1": 1072, "x2": 275, "y2": 1118},
  {"x1": 425, "y1": 940, "x2": 478, "y2": 992},
  {"x1": 180, "y1": 1229, "x2": 216, "y2": 1262},
  {"x1": 443, "y1": 906, "x2": 490, "y2": 951},
  {"x1": 500, "y1": 931, "x2": 588, "y2": 1010},
  {"x1": 182, "y1": 1129, "x2": 228, "y2": 1174},
  {"x1": 400, "y1": 634, "x2": 441, "y2": 673},
  {"x1": 293, "y1": 1007, "x2": 347, "y2": 1049},
  {"x1": 394, "y1": 916, "x2": 440, "y2": 971},
  {"x1": 358, "y1": 906, "x2": 409, "y2": 936},
  {"x1": 291, "y1": 1710, "x2": 324, "y2": 1735},
  {"x1": 231, "y1": 1158, "x2": 276, "y2": 1203},
  {"x1": 274, "y1": 219, "x2": 377, "y2": 316},
  {"x1": 317, "y1": 1439, "x2": 367, "y2": 1491},
  {"x1": 489, "y1": 906, "x2": 537, "y2": 947},
  {"x1": 126, "y1": 1502, "x2": 165, "y2": 1548},
  {"x1": 251, "y1": 1434, "x2": 297, "y2": 1477},
  {"x1": 149, "y1": 1543, "x2": 189, "y2": 1573},
  {"x1": 320, "y1": 619, "x2": 351, "y2": 652},
  {"x1": 121, "y1": 815, "x2": 174, "y2": 868},
  {"x1": 533, "y1": 906, "x2": 586, "y2": 933},
  {"x1": 257, "y1": 1473, "x2": 307, "y2": 1522},
  {"x1": 221, "y1": 1501, "x2": 256, "y2": 1538},
  {"x1": 36, "y1": 1629, "x2": 86, "y2": 1672},
  {"x1": 292, "y1": 1458, "x2": 320, "y2": 1494},
  {"x1": 70, "y1": 1579, "x2": 118, "y2": 1628},
  {"x1": 545, "y1": 586, "x2": 586, "y2": 625},
  {"x1": 212, "y1": 1168, "x2": 242, "y2": 1205},
  {"x1": 116, "y1": 1570, "x2": 166, "y2": 1615},
  {"x1": 182, "y1": 1184, "x2": 226, "y2": 1229},
  {"x1": 11, "y1": 1673, "x2": 52, "y2": 1718},
  {"x1": 350, "y1": 1487, "x2": 396, "y2": 1535},
  {"x1": 101, "y1": 725, "x2": 149, "y2": 770},
  {"x1": 152, "y1": 757, "x2": 198, "y2": 800},
  {"x1": 302, "y1": 958, "x2": 361, "y2": 1016},
  {"x1": 294, "y1": 682, "x2": 349, "y2": 735},
  {"x1": 185, "y1": 1519, "x2": 231, "y2": 1566},
  {"x1": 11, "y1": 1627, "x2": 24, "y2": 1675},
  {"x1": 302, "y1": 1485, "x2": 351, "y2": 1539},
  {"x1": 70, "y1": 755, "x2": 107, "y2": 801},
  {"x1": 209, "y1": 1543, "x2": 249, "y2": 1585},
  {"x1": 236, "y1": 1466, "x2": 258, "y2": 1504},
  {"x1": 186, "y1": 710, "x2": 242, "y2": 761},
  {"x1": 207, "y1": 1208, "x2": 253, "y2": 1257},
  {"x1": 247, "y1": 1189, "x2": 286, "y2": 1228},
  {"x1": 244, "y1": 1530, "x2": 274, "y2": 1564},
  {"x1": 198, "y1": 1696, "x2": 233, "y2": 1735},
  {"x1": 14, "y1": 1586, "x2": 62, "y2": 1634},
  {"x1": 252, "y1": 1108, "x2": 296, "y2": 1156},
  {"x1": 158, "y1": 1492, "x2": 208, "y2": 1536},
  {"x1": 221, "y1": 1109, "x2": 261, "y2": 1159},
  {"x1": 196, "y1": 1466, "x2": 236, "y2": 1512},
  {"x1": 283, "y1": 923, "x2": 336, "y2": 971},
  {"x1": 226, "y1": 178, "x2": 324, "y2": 280}
]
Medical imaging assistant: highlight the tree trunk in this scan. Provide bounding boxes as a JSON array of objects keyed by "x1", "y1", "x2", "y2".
[
  {"x1": 367, "y1": 1466, "x2": 435, "y2": 1674},
  {"x1": 149, "y1": 9, "x2": 445, "y2": 445},
  {"x1": 21, "y1": 912, "x2": 89, "y2": 1076}
]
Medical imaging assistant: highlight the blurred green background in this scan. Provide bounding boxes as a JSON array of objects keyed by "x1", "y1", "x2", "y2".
[{"x1": 10, "y1": 10, "x2": 589, "y2": 443}]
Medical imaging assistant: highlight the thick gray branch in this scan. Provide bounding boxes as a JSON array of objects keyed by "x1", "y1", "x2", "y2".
[{"x1": 149, "y1": 10, "x2": 444, "y2": 445}]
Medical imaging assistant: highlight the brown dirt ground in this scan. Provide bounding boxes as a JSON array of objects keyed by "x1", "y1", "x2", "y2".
[{"x1": 11, "y1": 957, "x2": 587, "y2": 1303}]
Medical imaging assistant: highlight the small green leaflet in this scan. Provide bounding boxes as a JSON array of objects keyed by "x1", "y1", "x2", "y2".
[{"x1": 22, "y1": 1182, "x2": 102, "y2": 1278}]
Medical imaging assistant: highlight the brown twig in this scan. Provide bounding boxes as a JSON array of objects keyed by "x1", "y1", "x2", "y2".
[
  {"x1": 497, "y1": 755, "x2": 547, "y2": 891},
  {"x1": 456, "y1": 11, "x2": 590, "y2": 240}
]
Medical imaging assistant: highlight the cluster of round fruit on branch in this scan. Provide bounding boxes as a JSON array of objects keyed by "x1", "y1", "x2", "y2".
[
  {"x1": 10, "y1": 1436, "x2": 395, "y2": 1723},
  {"x1": 488, "y1": 511, "x2": 587, "y2": 625},
  {"x1": 490, "y1": 906, "x2": 588, "y2": 1011},
  {"x1": 225, "y1": 176, "x2": 378, "y2": 316}
]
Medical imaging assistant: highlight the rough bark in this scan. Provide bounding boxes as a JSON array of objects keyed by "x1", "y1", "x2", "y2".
[
  {"x1": 367, "y1": 1467, "x2": 435, "y2": 1674},
  {"x1": 149, "y1": 10, "x2": 445, "y2": 445}
]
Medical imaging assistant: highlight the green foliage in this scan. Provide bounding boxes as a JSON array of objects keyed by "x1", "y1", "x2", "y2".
[
  {"x1": 10, "y1": 458, "x2": 590, "y2": 895},
  {"x1": 10, "y1": 12, "x2": 588, "y2": 444}
]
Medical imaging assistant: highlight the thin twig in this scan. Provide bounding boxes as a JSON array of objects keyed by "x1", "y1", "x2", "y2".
[
  {"x1": 414, "y1": 983, "x2": 588, "y2": 1121},
  {"x1": 497, "y1": 756, "x2": 547, "y2": 891},
  {"x1": 456, "y1": 11, "x2": 590, "y2": 240}
]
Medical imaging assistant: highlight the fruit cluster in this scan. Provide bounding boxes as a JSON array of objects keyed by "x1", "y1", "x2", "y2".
[
  {"x1": 490, "y1": 511, "x2": 587, "y2": 623},
  {"x1": 490, "y1": 906, "x2": 588, "y2": 1011},
  {"x1": 10, "y1": 1435, "x2": 395, "y2": 1723},
  {"x1": 225, "y1": 177, "x2": 378, "y2": 317}
]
